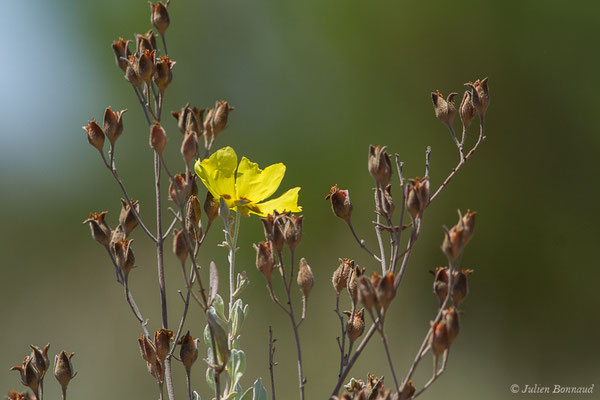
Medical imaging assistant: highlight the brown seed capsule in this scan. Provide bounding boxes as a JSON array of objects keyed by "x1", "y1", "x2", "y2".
[
  {"x1": 136, "y1": 30, "x2": 156, "y2": 53},
  {"x1": 283, "y1": 214, "x2": 303, "y2": 250},
  {"x1": 136, "y1": 50, "x2": 156, "y2": 84},
  {"x1": 172, "y1": 104, "x2": 191, "y2": 134},
  {"x1": 169, "y1": 173, "x2": 187, "y2": 203},
  {"x1": 346, "y1": 266, "x2": 362, "y2": 304},
  {"x1": 461, "y1": 209, "x2": 476, "y2": 246},
  {"x1": 149, "y1": 1, "x2": 170, "y2": 36},
  {"x1": 254, "y1": 241, "x2": 275, "y2": 282},
  {"x1": 154, "y1": 56, "x2": 174, "y2": 93},
  {"x1": 429, "y1": 320, "x2": 449, "y2": 358},
  {"x1": 399, "y1": 381, "x2": 416, "y2": 400},
  {"x1": 181, "y1": 131, "x2": 199, "y2": 164},
  {"x1": 83, "y1": 211, "x2": 112, "y2": 247},
  {"x1": 432, "y1": 266, "x2": 450, "y2": 305},
  {"x1": 346, "y1": 308, "x2": 365, "y2": 345},
  {"x1": 138, "y1": 335, "x2": 158, "y2": 364},
  {"x1": 185, "y1": 194, "x2": 202, "y2": 240},
  {"x1": 11, "y1": 357, "x2": 39, "y2": 396},
  {"x1": 112, "y1": 37, "x2": 130, "y2": 72},
  {"x1": 368, "y1": 145, "x2": 392, "y2": 187},
  {"x1": 179, "y1": 331, "x2": 199, "y2": 371},
  {"x1": 7, "y1": 390, "x2": 29, "y2": 400},
  {"x1": 326, "y1": 185, "x2": 353, "y2": 222},
  {"x1": 431, "y1": 90, "x2": 457, "y2": 127},
  {"x1": 332, "y1": 258, "x2": 353, "y2": 294},
  {"x1": 204, "y1": 191, "x2": 219, "y2": 227},
  {"x1": 82, "y1": 119, "x2": 105, "y2": 152},
  {"x1": 465, "y1": 77, "x2": 490, "y2": 117},
  {"x1": 29, "y1": 344, "x2": 50, "y2": 380},
  {"x1": 452, "y1": 269, "x2": 472, "y2": 307},
  {"x1": 54, "y1": 351, "x2": 76, "y2": 394},
  {"x1": 459, "y1": 90, "x2": 476, "y2": 130},
  {"x1": 113, "y1": 239, "x2": 135, "y2": 278},
  {"x1": 375, "y1": 271, "x2": 396, "y2": 312},
  {"x1": 173, "y1": 229, "x2": 189, "y2": 263},
  {"x1": 443, "y1": 306, "x2": 460, "y2": 345},
  {"x1": 212, "y1": 100, "x2": 234, "y2": 137},
  {"x1": 261, "y1": 213, "x2": 285, "y2": 252},
  {"x1": 203, "y1": 107, "x2": 215, "y2": 138},
  {"x1": 406, "y1": 177, "x2": 429, "y2": 219},
  {"x1": 103, "y1": 107, "x2": 127, "y2": 147},
  {"x1": 442, "y1": 209, "x2": 475, "y2": 262},
  {"x1": 297, "y1": 257, "x2": 314, "y2": 298},
  {"x1": 147, "y1": 359, "x2": 164, "y2": 384},
  {"x1": 382, "y1": 184, "x2": 395, "y2": 217},
  {"x1": 154, "y1": 329, "x2": 174, "y2": 362},
  {"x1": 149, "y1": 122, "x2": 167, "y2": 155},
  {"x1": 125, "y1": 54, "x2": 142, "y2": 87},
  {"x1": 357, "y1": 274, "x2": 377, "y2": 311},
  {"x1": 119, "y1": 199, "x2": 139, "y2": 236}
]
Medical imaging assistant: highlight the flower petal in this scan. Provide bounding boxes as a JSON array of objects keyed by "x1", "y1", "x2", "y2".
[
  {"x1": 252, "y1": 187, "x2": 302, "y2": 217},
  {"x1": 194, "y1": 147, "x2": 238, "y2": 201},
  {"x1": 236, "y1": 157, "x2": 286, "y2": 203}
]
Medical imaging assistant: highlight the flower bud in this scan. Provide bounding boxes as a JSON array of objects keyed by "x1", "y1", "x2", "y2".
[
  {"x1": 173, "y1": 229, "x2": 189, "y2": 263},
  {"x1": 179, "y1": 331, "x2": 199, "y2": 371},
  {"x1": 431, "y1": 90, "x2": 457, "y2": 127},
  {"x1": 326, "y1": 185, "x2": 353, "y2": 222},
  {"x1": 112, "y1": 37, "x2": 130, "y2": 72},
  {"x1": 136, "y1": 50, "x2": 155, "y2": 84},
  {"x1": 119, "y1": 199, "x2": 139, "y2": 236},
  {"x1": 125, "y1": 55, "x2": 142, "y2": 87},
  {"x1": 452, "y1": 269, "x2": 472, "y2": 307},
  {"x1": 406, "y1": 177, "x2": 429, "y2": 219},
  {"x1": 465, "y1": 77, "x2": 489, "y2": 116},
  {"x1": 154, "y1": 56, "x2": 174, "y2": 92},
  {"x1": 113, "y1": 239, "x2": 135, "y2": 278},
  {"x1": 346, "y1": 308, "x2": 365, "y2": 345},
  {"x1": 82, "y1": 119, "x2": 105, "y2": 152},
  {"x1": 103, "y1": 107, "x2": 127, "y2": 147},
  {"x1": 283, "y1": 214, "x2": 303, "y2": 250},
  {"x1": 254, "y1": 241, "x2": 275, "y2": 282},
  {"x1": 368, "y1": 145, "x2": 392, "y2": 187},
  {"x1": 297, "y1": 257, "x2": 314, "y2": 298},
  {"x1": 459, "y1": 90, "x2": 476, "y2": 130},
  {"x1": 83, "y1": 211, "x2": 111, "y2": 247},
  {"x1": 429, "y1": 320, "x2": 448, "y2": 358},
  {"x1": 155, "y1": 329, "x2": 174, "y2": 362},
  {"x1": 150, "y1": 1, "x2": 170, "y2": 36},
  {"x1": 332, "y1": 258, "x2": 353, "y2": 294},
  {"x1": 136, "y1": 30, "x2": 156, "y2": 53},
  {"x1": 181, "y1": 131, "x2": 199, "y2": 164},
  {"x1": 374, "y1": 271, "x2": 396, "y2": 312},
  {"x1": 54, "y1": 351, "x2": 76, "y2": 394},
  {"x1": 443, "y1": 306, "x2": 460, "y2": 345},
  {"x1": 432, "y1": 266, "x2": 449, "y2": 305},
  {"x1": 29, "y1": 344, "x2": 50, "y2": 380},
  {"x1": 204, "y1": 191, "x2": 219, "y2": 227},
  {"x1": 261, "y1": 213, "x2": 285, "y2": 252},
  {"x1": 11, "y1": 357, "x2": 39, "y2": 396},
  {"x1": 149, "y1": 122, "x2": 167, "y2": 155},
  {"x1": 356, "y1": 274, "x2": 377, "y2": 311},
  {"x1": 211, "y1": 100, "x2": 234, "y2": 137},
  {"x1": 399, "y1": 381, "x2": 416, "y2": 400},
  {"x1": 138, "y1": 335, "x2": 158, "y2": 364}
]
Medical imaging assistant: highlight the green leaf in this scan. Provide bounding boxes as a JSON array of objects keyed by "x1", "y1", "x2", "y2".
[
  {"x1": 231, "y1": 299, "x2": 245, "y2": 338},
  {"x1": 239, "y1": 387, "x2": 253, "y2": 400},
  {"x1": 193, "y1": 391, "x2": 201, "y2": 400},
  {"x1": 226, "y1": 349, "x2": 246, "y2": 389},
  {"x1": 213, "y1": 294, "x2": 226, "y2": 321},
  {"x1": 206, "y1": 368, "x2": 216, "y2": 391},
  {"x1": 253, "y1": 378, "x2": 268, "y2": 400}
]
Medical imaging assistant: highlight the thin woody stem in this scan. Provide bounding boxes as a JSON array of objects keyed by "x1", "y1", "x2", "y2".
[
  {"x1": 346, "y1": 220, "x2": 382, "y2": 263},
  {"x1": 269, "y1": 326, "x2": 277, "y2": 400},
  {"x1": 374, "y1": 184, "x2": 388, "y2": 273},
  {"x1": 334, "y1": 294, "x2": 346, "y2": 379}
]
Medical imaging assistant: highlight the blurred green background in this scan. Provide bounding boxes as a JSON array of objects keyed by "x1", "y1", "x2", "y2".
[{"x1": 1, "y1": 0, "x2": 599, "y2": 399}]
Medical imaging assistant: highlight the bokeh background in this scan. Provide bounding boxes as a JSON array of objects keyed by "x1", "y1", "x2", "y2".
[{"x1": 1, "y1": 0, "x2": 599, "y2": 399}]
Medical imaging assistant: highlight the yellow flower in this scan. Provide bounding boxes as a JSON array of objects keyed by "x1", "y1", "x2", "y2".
[{"x1": 194, "y1": 146, "x2": 302, "y2": 217}]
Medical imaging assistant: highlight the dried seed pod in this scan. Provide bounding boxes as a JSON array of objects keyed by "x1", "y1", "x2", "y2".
[
  {"x1": 382, "y1": 184, "x2": 395, "y2": 217},
  {"x1": 357, "y1": 274, "x2": 377, "y2": 311},
  {"x1": 10, "y1": 357, "x2": 39, "y2": 396},
  {"x1": 113, "y1": 239, "x2": 135, "y2": 278},
  {"x1": 149, "y1": 1, "x2": 170, "y2": 36},
  {"x1": 347, "y1": 266, "x2": 364, "y2": 305},
  {"x1": 429, "y1": 320, "x2": 449, "y2": 358},
  {"x1": 185, "y1": 194, "x2": 202, "y2": 240},
  {"x1": 154, "y1": 56, "x2": 174, "y2": 92},
  {"x1": 406, "y1": 177, "x2": 429, "y2": 219},
  {"x1": 346, "y1": 308, "x2": 365, "y2": 345},
  {"x1": 169, "y1": 173, "x2": 187, "y2": 203},
  {"x1": 138, "y1": 335, "x2": 158, "y2": 364},
  {"x1": 181, "y1": 131, "x2": 199, "y2": 164},
  {"x1": 431, "y1": 90, "x2": 457, "y2": 127},
  {"x1": 332, "y1": 258, "x2": 353, "y2": 294},
  {"x1": 460, "y1": 90, "x2": 476, "y2": 130},
  {"x1": 83, "y1": 211, "x2": 111, "y2": 247},
  {"x1": 7, "y1": 390, "x2": 30, "y2": 400},
  {"x1": 112, "y1": 37, "x2": 130, "y2": 72},
  {"x1": 136, "y1": 30, "x2": 156, "y2": 53},
  {"x1": 125, "y1": 54, "x2": 142, "y2": 87},
  {"x1": 374, "y1": 271, "x2": 396, "y2": 312},
  {"x1": 154, "y1": 329, "x2": 174, "y2": 362},
  {"x1": 326, "y1": 185, "x2": 353, "y2": 222},
  {"x1": 399, "y1": 381, "x2": 416, "y2": 400},
  {"x1": 254, "y1": 241, "x2": 275, "y2": 282},
  {"x1": 119, "y1": 198, "x2": 139, "y2": 236},
  {"x1": 452, "y1": 269, "x2": 472, "y2": 307},
  {"x1": 432, "y1": 266, "x2": 450, "y2": 305},
  {"x1": 136, "y1": 50, "x2": 156, "y2": 84},
  {"x1": 368, "y1": 145, "x2": 392, "y2": 187},
  {"x1": 179, "y1": 331, "x2": 199, "y2": 371},
  {"x1": 465, "y1": 77, "x2": 490, "y2": 117},
  {"x1": 103, "y1": 107, "x2": 127, "y2": 147},
  {"x1": 149, "y1": 122, "x2": 167, "y2": 155},
  {"x1": 283, "y1": 214, "x2": 303, "y2": 250},
  {"x1": 442, "y1": 209, "x2": 476, "y2": 262},
  {"x1": 461, "y1": 210, "x2": 476, "y2": 246},
  {"x1": 172, "y1": 104, "x2": 192, "y2": 134},
  {"x1": 297, "y1": 257, "x2": 314, "y2": 298},
  {"x1": 54, "y1": 351, "x2": 76, "y2": 394},
  {"x1": 261, "y1": 213, "x2": 285, "y2": 252},
  {"x1": 211, "y1": 100, "x2": 234, "y2": 137},
  {"x1": 204, "y1": 191, "x2": 219, "y2": 227},
  {"x1": 173, "y1": 229, "x2": 189, "y2": 263},
  {"x1": 443, "y1": 306, "x2": 460, "y2": 345},
  {"x1": 29, "y1": 344, "x2": 50, "y2": 380},
  {"x1": 82, "y1": 119, "x2": 105, "y2": 152},
  {"x1": 203, "y1": 107, "x2": 215, "y2": 138}
]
